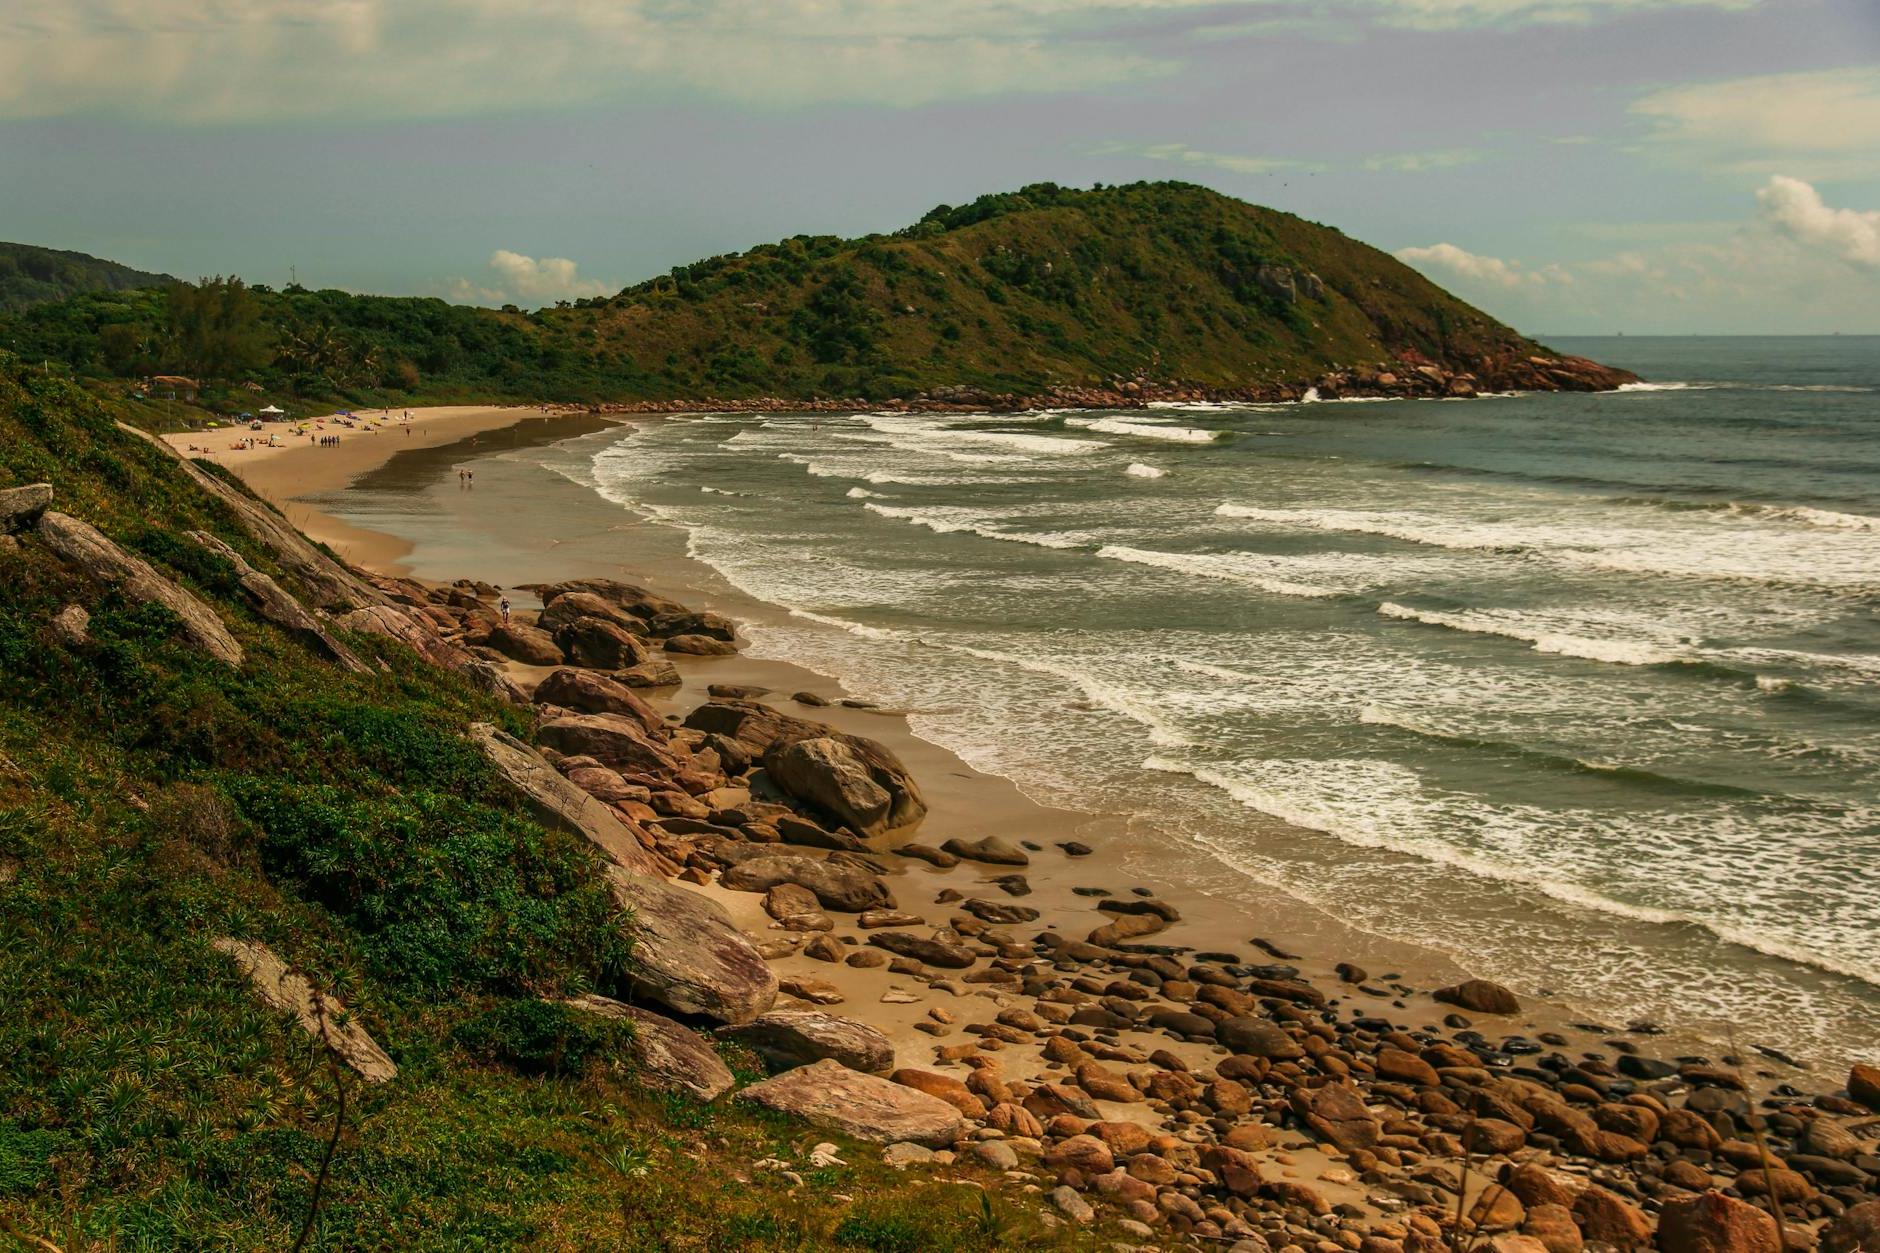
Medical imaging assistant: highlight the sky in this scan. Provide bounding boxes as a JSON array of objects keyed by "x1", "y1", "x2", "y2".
[{"x1": 1, "y1": 0, "x2": 1877, "y2": 334}]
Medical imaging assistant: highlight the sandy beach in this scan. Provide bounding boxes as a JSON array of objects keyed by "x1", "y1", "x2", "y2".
[
  {"x1": 164, "y1": 399, "x2": 1880, "y2": 1246},
  {"x1": 188, "y1": 404, "x2": 1820, "y2": 1078}
]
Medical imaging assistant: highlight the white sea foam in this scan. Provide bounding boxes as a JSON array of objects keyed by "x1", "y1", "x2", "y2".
[
  {"x1": 1125, "y1": 463, "x2": 1167, "y2": 479},
  {"x1": 864, "y1": 502, "x2": 1088, "y2": 549},
  {"x1": 1095, "y1": 545, "x2": 1341, "y2": 599},
  {"x1": 1066, "y1": 416, "x2": 1220, "y2": 443},
  {"x1": 1377, "y1": 602, "x2": 1691, "y2": 666},
  {"x1": 846, "y1": 487, "x2": 881, "y2": 498},
  {"x1": 864, "y1": 413, "x2": 1105, "y2": 455}
]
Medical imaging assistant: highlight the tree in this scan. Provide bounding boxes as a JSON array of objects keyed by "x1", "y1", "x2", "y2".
[{"x1": 163, "y1": 276, "x2": 274, "y2": 382}]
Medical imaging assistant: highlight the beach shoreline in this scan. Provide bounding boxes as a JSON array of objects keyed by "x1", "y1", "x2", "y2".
[{"x1": 185, "y1": 402, "x2": 1862, "y2": 1089}]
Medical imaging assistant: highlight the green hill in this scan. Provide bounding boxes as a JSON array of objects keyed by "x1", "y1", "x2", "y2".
[
  {"x1": 0, "y1": 183, "x2": 1628, "y2": 412},
  {"x1": 0, "y1": 241, "x2": 174, "y2": 314}
]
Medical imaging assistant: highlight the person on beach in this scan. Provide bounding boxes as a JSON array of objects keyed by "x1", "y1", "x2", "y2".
[{"x1": 499, "y1": 596, "x2": 510, "y2": 623}]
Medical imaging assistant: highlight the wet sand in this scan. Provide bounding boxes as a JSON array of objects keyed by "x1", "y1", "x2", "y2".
[{"x1": 193, "y1": 406, "x2": 1831, "y2": 1097}]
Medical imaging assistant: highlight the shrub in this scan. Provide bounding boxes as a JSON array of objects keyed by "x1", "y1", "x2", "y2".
[{"x1": 452, "y1": 1000, "x2": 633, "y2": 1077}]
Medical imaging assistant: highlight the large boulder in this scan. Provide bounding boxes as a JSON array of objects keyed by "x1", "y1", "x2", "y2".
[
  {"x1": 939, "y1": 835, "x2": 1028, "y2": 866},
  {"x1": 866, "y1": 930, "x2": 976, "y2": 969},
  {"x1": 470, "y1": 723, "x2": 666, "y2": 877},
  {"x1": 538, "y1": 591, "x2": 647, "y2": 636},
  {"x1": 538, "y1": 578, "x2": 687, "y2": 623},
  {"x1": 718, "y1": 855, "x2": 893, "y2": 913},
  {"x1": 536, "y1": 713, "x2": 681, "y2": 776},
  {"x1": 532, "y1": 667, "x2": 663, "y2": 734},
  {"x1": 183, "y1": 530, "x2": 369, "y2": 673},
  {"x1": 683, "y1": 702, "x2": 925, "y2": 831},
  {"x1": 1849, "y1": 1063, "x2": 1880, "y2": 1111},
  {"x1": 723, "y1": 1009, "x2": 894, "y2": 1073},
  {"x1": 555, "y1": 615, "x2": 648, "y2": 669},
  {"x1": 604, "y1": 866, "x2": 777, "y2": 1024},
  {"x1": 37, "y1": 511, "x2": 243, "y2": 667},
  {"x1": 563, "y1": 994, "x2": 733, "y2": 1101},
  {"x1": 764, "y1": 737, "x2": 892, "y2": 835},
  {"x1": 1435, "y1": 979, "x2": 1522, "y2": 1015},
  {"x1": 211, "y1": 939, "x2": 396, "y2": 1082},
  {"x1": 1822, "y1": 1201, "x2": 1880, "y2": 1253},
  {"x1": 1217, "y1": 1018, "x2": 1304, "y2": 1060},
  {"x1": 1289, "y1": 1083, "x2": 1381, "y2": 1154},
  {"x1": 735, "y1": 1058, "x2": 965, "y2": 1146},
  {"x1": 651, "y1": 610, "x2": 738, "y2": 642},
  {"x1": 1655, "y1": 1191, "x2": 1779, "y2": 1253},
  {"x1": 0, "y1": 482, "x2": 52, "y2": 532},
  {"x1": 486, "y1": 621, "x2": 564, "y2": 666}
]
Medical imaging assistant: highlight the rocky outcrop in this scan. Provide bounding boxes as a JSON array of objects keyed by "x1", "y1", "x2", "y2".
[
  {"x1": 1435, "y1": 978, "x2": 1522, "y2": 1015},
  {"x1": 764, "y1": 737, "x2": 892, "y2": 835},
  {"x1": 719, "y1": 854, "x2": 893, "y2": 913},
  {"x1": 1655, "y1": 1191, "x2": 1780, "y2": 1253},
  {"x1": 536, "y1": 713, "x2": 683, "y2": 776},
  {"x1": 683, "y1": 702, "x2": 925, "y2": 831},
  {"x1": 183, "y1": 530, "x2": 369, "y2": 673},
  {"x1": 0, "y1": 482, "x2": 52, "y2": 532},
  {"x1": 121, "y1": 422, "x2": 385, "y2": 611},
  {"x1": 555, "y1": 616, "x2": 648, "y2": 669},
  {"x1": 604, "y1": 865, "x2": 777, "y2": 1024},
  {"x1": 531, "y1": 667, "x2": 663, "y2": 734},
  {"x1": 470, "y1": 723, "x2": 668, "y2": 877},
  {"x1": 735, "y1": 1058, "x2": 965, "y2": 1146},
  {"x1": 211, "y1": 938, "x2": 396, "y2": 1082},
  {"x1": 486, "y1": 622, "x2": 563, "y2": 667},
  {"x1": 563, "y1": 994, "x2": 734, "y2": 1101},
  {"x1": 723, "y1": 1009, "x2": 894, "y2": 1073},
  {"x1": 335, "y1": 605, "x2": 525, "y2": 703},
  {"x1": 37, "y1": 511, "x2": 244, "y2": 667},
  {"x1": 535, "y1": 578, "x2": 688, "y2": 624}
]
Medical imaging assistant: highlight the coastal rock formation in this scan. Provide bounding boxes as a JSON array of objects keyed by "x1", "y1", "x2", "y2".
[
  {"x1": 119, "y1": 421, "x2": 386, "y2": 611},
  {"x1": 719, "y1": 854, "x2": 894, "y2": 913},
  {"x1": 183, "y1": 529, "x2": 369, "y2": 673},
  {"x1": 471, "y1": 723, "x2": 668, "y2": 878},
  {"x1": 555, "y1": 615, "x2": 648, "y2": 669},
  {"x1": 735, "y1": 1059, "x2": 965, "y2": 1146},
  {"x1": 723, "y1": 1009, "x2": 895, "y2": 1073},
  {"x1": 1435, "y1": 978, "x2": 1522, "y2": 1015},
  {"x1": 0, "y1": 482, "x2": 52, "y2": 531},
  {"x1": 604, "y1": 865, "x2": 777, "y2": 1024},
  {"x1": 1655, "y1": 1191, "x2": 1781, "y2": 1253},
  {"x1": 532, "y1": 667, "x2": 664, "y2": 734},
  {"x1": 683, "y1": 701, "x2": 926, "y2": 831},
  {"x1": 210, "y1": 939, "x2": 396, "y2": 1082},
  {"x1": 536, "y1": 578, "x2": 687, "y2": 625},
  {"x1": 536, "y1": 713, "x2": 682, "y2": 776},
  {"x1": 562, "y1": 994, "x2": 734, "y2": 1101},
  {"x1": 764, "y1": 737, "x2": 893, "y2": 835},
  {"x1": 487, "y1": 621, "x2": 563, "y2": 666},
  {"x1": 37, "y1": 511, "x2": 244, "y2": 667}
]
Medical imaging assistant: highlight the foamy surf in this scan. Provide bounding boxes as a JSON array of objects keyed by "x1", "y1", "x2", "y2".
[
  {"x1": 1066, "y1": 416, "x2": 1221, "y2": 443},
  {"x1": 1125, "y1": 463, "x2": 1167, "y2": 479}
]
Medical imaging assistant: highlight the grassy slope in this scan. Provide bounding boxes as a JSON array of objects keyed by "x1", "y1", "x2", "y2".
[
  {"x1": 2, "y1": 182, "x2": 1555, "y2": 411},
  {"x1": 0, "y1": 244, "x2": 175, "y2": 315},
  {"x1": 0, "y1": 355, "x2": 1092, "y2": 1250}
]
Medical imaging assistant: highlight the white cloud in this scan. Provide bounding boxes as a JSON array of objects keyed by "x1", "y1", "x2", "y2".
[
  {"x1": 0, "y1": 0, "x2": 1775, "y2": 122},
  {"x1": 1632, "y1": 65, "x2": 1880, "y2": 177},
  {"x1": 1756, "y1": 176, "x2": 1880, "y2": 271},
  {"x1": 1395, "y1": 242, "x2": 1563, "y2": 288},
  {"x1": 450, "y1": 251, "x2": 612, "y2": 307},
  {"x1": 1393, "y1": 179, "x2": 1879, "y2": 333},
  {"x1": 1363, "y1": 148, "x2": 1484, "y2": 172},
  {"x1": 1094, "y1": 141, "x2": 1323, "y2": 175}
]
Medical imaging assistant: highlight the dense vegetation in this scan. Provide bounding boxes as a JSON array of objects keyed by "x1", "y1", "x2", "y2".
[
  {"x1": 0, "y1": 242, "x2": 174, "y2": 314},
  {"x1": 0, "y1": 182, "x2": 1546, "y2": 412},
  {"x1": 0, "y1": 353, "x2": 1092, "y2": 1249}
]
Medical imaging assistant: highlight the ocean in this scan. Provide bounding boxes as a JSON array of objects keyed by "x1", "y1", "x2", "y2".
[{"x1": 503, "y1": 337, "x2": 1879, "y2": 1063}]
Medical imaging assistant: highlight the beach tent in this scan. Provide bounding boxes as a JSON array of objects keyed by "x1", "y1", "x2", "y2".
[{"x1": 259, "y1": 405, "x2": 285, "y2": 420}]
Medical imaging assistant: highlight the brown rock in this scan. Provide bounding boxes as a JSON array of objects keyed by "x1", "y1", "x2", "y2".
[
  {"x1": 532, "y1": 668, "x2": 663, "y2": 733},
  {"x1": 725, "y1": 1008, "x2": 893, "y2": 1073},
  {"x1": 604, "y1": 865, "x2": 778, "y2": 1024},
  {"x1": 472, "y1": 723, "x2": 668, "y2": 878},
  {"x1": 1290, "y1": 1082, "x2": 1381, "y2": 1154},
  {"x1": 1523, "y1": 1203, "x2": 1583, "y2": 1253},
  {"x1": 1571, "y1": 1187, "x2": 1653, "y2": 1250},
  {"x1": 1435, "y1": 979, "x2": 1521, "y2": 1015},
  {"x1": 719, "y1": 854, "x2": 893, "y2": 913},
  {"x1": 556, "y1": 615, "x2": 649, "y2": 668},
  {"x1": 1043, "y1": 1134, "x2": 1114, "y2": 1175},
  {"x1": 765, "y1": 737, "x2": 893, "y2": 835},
  {"x1": 486, "y1": 621, "x2": 564, "y2": 666},
  {"x1": 38, "y1": 511, "x2": 243, "y2": 667},
  {"x1": 1655, "y1": 1190, "x2": 1780, "y2": 1253},
  {"x1": 210, "y1": 939, "x2": 395, "y2": 1082},
  {"x1": 890, "y1": 1067, "x2": 987, "y2": 1117},
  {"x1": 866, "y1": 930, "x2": 975, "y2": 969},
  {"x1": 563, "y1": 994, "x2": 733, "y2": 1100},
  {"x1": 1822, "y1": 1201, "x2": 1880, "y2": 1253},
  {"x1": 1376, "y1": 1047, "x2": 1441, "y2": 1087},
  {"x1": 1087, "y1": 913, "x2": 1168, "y2": 947},
  {"x1": 737, "y1": 1058, "x2": 964, "y2": 1145},
  {"x1": 1849, "y1": 1063, "x2": 1880, "y2": 1111}
]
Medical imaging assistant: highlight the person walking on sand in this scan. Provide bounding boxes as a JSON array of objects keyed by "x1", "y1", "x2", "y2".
[{"x1": 499, "y1": 596, "x2": 510, "y2": 623}]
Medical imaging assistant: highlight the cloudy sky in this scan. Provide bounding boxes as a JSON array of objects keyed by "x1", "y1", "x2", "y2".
[{"x1": 2, "y1": 0, "x2": 1876, "y2": 333}]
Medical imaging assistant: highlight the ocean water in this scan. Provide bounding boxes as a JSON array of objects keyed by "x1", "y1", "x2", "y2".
[{"x1": 527, "y1": 337, "x2": 1880, "y2": 1061}]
